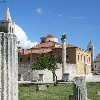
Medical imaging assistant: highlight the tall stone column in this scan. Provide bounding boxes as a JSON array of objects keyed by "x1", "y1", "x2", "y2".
[
  {"x1": 0, "y1": 32, "x2": 18, "y2": 100},
  {"x1": 61, "y1": 32, "x2": 67, "y2": 79}
]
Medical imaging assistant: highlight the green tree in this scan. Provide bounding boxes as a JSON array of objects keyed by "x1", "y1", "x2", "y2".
[
  {"x1": 32, "y1": 54, "x2": 59, "y2": 85},
  {"x1": 0, "y1": 26, "x2": 8, "y2": 33}
]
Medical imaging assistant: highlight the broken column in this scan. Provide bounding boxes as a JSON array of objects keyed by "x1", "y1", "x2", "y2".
[
  {"x1": 70, "y1": 76, "x2": 88, "y2": 100},
  {"x1": 0, "y1": 32, "x2": 18, "y2": 100}
]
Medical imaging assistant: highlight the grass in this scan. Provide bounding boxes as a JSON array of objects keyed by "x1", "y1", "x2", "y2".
[{"x1": 18, "y1": 82, "x2": 100, "y2": 100}]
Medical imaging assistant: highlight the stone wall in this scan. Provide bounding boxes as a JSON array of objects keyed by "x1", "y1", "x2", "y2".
[
  {"x1": 18, "y1": 63, "x2": 76, "y2": 82},
  {"x1": 18, "y1": 63, "x2": 33, "y2": 81},
  {"x1": 0, "y1": 32, "x2": 18, "y2": 100}
]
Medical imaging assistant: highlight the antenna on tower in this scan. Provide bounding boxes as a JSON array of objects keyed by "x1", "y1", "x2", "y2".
[{"x1": 7, "y1": 1, "x2": 9, "y2": 8}]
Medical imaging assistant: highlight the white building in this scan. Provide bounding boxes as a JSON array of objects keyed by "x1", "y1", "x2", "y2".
[{"x1": 0, "y1": 7, "x2": 15, "y2": 33}]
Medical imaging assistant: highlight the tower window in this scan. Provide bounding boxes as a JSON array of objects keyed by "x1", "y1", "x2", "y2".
[{"x1": 89, "y1": 48, "x2": 92, "y2": 51}]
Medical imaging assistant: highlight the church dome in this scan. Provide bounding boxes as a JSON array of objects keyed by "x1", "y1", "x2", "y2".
[
  {"x1": 96, "y1": 53, "x2": 100, "y2": 58},
  {"x1": 40, "y1": 34, "x2": 58, "y2": 43}
]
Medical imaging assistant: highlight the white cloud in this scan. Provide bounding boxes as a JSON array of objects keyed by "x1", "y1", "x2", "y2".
[
  {"x1": 36, "y1": 8, "x2": 43, "y2": 14},
  {"x1": 70, "y1": 17, "x2": 84, "y2": 19},
  {"x1": 88, "y1": 27, "x2": 95, "y2": 28},
  {"x1": 58, "y1": 14, "x2": 62, "y2": 17},
  {"x1": 49, "y1": 11, "x2": 51, "y2": 13},
  {"x1": 15, "y1": 24, "x2": 38, "y2": 49}
]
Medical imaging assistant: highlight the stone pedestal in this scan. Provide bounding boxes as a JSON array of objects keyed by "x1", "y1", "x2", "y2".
[
  {"x1": 0, "y1": 32, "x2": 18, "y2": 100},
  {"x1": 63, "y1": 73, "x2": 69, "y2": 81}
]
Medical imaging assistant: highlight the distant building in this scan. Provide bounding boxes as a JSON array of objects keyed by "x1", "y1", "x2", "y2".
[
  {"x1": 87, "y1": 41, "x2": 94, "y2": 71},
  {"x1": 19, "y1": 34, "x2": 92, "y2": 76},
  {"x1": 94, "y1": 54, "x2": 100, "y2": 73},
  {"x1": 0, "y1": 7, "x2": 15, "y2": 33}
]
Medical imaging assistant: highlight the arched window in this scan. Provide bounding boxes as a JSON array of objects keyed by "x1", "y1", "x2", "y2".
[
  {"x1": 81, "y1": 54, "x2": 83, "y2": 61},
  {"x1": 95, "y1": 65, "x2": 96, "y2": 68},
  {"x1": 78, "y1": 55, "x2": 79, "y2": 61},
  {"x1": 89, "y1": 57, "x2": 90, "y2": 62},
  {"x1": 10, "y1": 26, "x2": 11, "y2": 33},
  {"x1": 12, "y1": 28, "x2": 14, "y2": 33},
  {"x1": 84, "y1": 56, "x2": 85, "y2": 62}
]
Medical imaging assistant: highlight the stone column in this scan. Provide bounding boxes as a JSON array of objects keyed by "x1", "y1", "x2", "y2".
[
  {"x1": 61, "y1": 32, "x2": 67, "y2": 79},
  {"x1": 0, "y1": 32, "x2": 18, "y2": 100}
]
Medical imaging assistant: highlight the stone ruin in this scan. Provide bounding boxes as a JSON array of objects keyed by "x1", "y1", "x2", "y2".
[
  {"x1": 69, "y1": 76, "x2": 90, "y2": 100},
  {"x1": 0, "y1": 32, "x2": 18, "y2": 100}
]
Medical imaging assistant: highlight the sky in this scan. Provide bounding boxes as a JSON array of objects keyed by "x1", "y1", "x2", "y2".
[{"x1": 0, "y1": 0, "x2": 100, "y2": 59}]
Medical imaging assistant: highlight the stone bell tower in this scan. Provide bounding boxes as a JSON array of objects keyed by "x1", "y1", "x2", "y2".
[
  {"x1": 0, "y1": 7, "x2": 15, "y2": 33},
  {"x1": 61, "y1": 32, "x2": 67, "y2": 79},
  {"x1": 87, "y1": 41, "x2": 94, "y2": 71}
]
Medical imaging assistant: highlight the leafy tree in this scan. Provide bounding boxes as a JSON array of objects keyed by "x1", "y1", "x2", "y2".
[
  {"x1": 0, "y1": 26, "x2": 8, "y2": 33},
  {"x1": 32, "y1": 54, "x2": 59, "y2": 85}
]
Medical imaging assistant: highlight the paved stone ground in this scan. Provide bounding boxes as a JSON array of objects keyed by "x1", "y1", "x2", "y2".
[{"x1": 86, "y1": 75, "x2": 100, "y2": 82}]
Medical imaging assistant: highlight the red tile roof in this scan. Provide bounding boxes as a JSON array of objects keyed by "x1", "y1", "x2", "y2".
[
  {"x1": 32, "y1": 42, "x2": 57, "y2": 48},
  {"x1": 41, "y1": 34, "x2": 55, "y2": 38},
  {"x1": 67, "y1": 44, "x2": 76, "y2": 48},
  {"x1": 19, "y1": 42, "x2": 76, "y2": 55}
]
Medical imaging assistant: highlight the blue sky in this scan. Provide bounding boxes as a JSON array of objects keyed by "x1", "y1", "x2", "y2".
[{"x1": 0, "y1": 0, "x2": 100, "y2": 58}]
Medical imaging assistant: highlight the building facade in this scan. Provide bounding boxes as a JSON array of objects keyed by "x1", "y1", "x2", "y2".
[
  {"x1": 18, "y1": 34, "x2": 92, "y2": 78},
  {"x1": 52, "y1": 46, "x2": 91, "y2": 76}
]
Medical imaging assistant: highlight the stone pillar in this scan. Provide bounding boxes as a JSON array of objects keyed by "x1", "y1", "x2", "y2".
[
  {"x1": 73, "y1": 76, "x2": 87, "y2": 100},
  {"x1": 61, "y1": 32, "x2": 67, "y2": 79},
  {"x1": 0, "y1": 32, "x2": 18, "y2": 100}
]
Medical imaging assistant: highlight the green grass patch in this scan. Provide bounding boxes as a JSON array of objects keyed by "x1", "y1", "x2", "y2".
[{"x1": 18, "y1": 82, "x2": 100, "y2": 100}]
